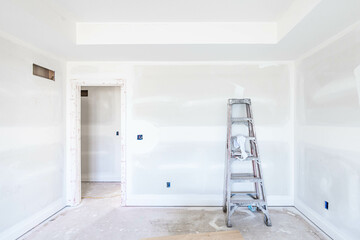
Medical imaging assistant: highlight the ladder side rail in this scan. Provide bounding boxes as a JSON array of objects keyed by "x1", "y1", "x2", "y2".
[
  {"x1": 225, "y1": 101, "x2": 234, "y2": 224},
  {"x1": 223, "y1": 102, "x2": 233, "y2": 211},
  {"x1": 248, "y1": 101, "x2": 271, "y2": 226},
  {"x1": 249, "y1": 102, "x2": 269, "y2": 204},
  {"x1": 246, "y1": 103, "x2": 260, "y2": 200}
]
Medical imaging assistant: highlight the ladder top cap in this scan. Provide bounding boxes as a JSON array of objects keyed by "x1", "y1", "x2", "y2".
[{"x1": 228, "y1": 98, "x2": 251, "y2": 105}]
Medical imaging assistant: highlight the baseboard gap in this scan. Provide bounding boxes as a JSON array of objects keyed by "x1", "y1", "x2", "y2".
[
  {"x1": 16, "y1": 206, "x2": 67, "y2": 240},
  {"x1": 294, "y1": 206, "x2": 333, "y2": 240}
]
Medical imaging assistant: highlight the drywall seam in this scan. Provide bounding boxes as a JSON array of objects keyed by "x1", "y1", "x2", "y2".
[
  {"x1": 0, "y1": 199, "x2": 64, "y2": 240},
  {"x1": 66, "y1": 77, "x2": 127, "y2": 207},
  {"x1": 289, "y1": 62, "x2": 296, "y2": 205},
  {"x1": 296, "y1": 21, "x2": 360, "y2": 62},
  {"x1": 293, "y1": 60, "x2": 299, "y2": 212},
  {"x1": 61, "y1": 56, "x2": 68, "y2": 217}
]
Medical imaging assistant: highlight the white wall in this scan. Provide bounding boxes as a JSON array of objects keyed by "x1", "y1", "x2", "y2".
[
  {"x1": 0, "y1": 35, "x2": 66, "y2": 239},
  {"x1": 295, "y1": 23, "x2": 360, "y2": 240},
  {"x1": 68, "y1": 62, "x2": 294, "y2": 206},
  {"x1": 81, "y1": 86, "x2": 121, "y2": 182}
]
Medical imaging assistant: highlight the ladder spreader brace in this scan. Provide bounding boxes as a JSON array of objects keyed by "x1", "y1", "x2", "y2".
[{"x1": 223, "y1": 98, "x2": 272, "y2": 227}]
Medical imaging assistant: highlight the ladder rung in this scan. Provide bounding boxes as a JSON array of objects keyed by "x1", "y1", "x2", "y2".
[
  {"x1": 228, "y1": 98, "x2": 251, "y2": 105},
  {"x1": 231, "y1": 137, "x2": 256, "y2": 145},
  {"x1": 231, "y1": 191, "x2": 257, "y2": 196},
  {"x1": 231, "y1": 117, "x2": 252, "y2": 124},
  {"x1": 230, "y1": 199, "x2": 265, "y2": 207},
  {"x1": 231, "y1": 173, "x2": 262, "y2": 183},
  {"x1": 230, "y1": 156, "x2": 259, "y2": 162}
]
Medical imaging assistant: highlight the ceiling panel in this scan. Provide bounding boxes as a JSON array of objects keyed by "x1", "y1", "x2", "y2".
[{"x1": 49, "y1": 0, "x2": 295, "y2": 22}]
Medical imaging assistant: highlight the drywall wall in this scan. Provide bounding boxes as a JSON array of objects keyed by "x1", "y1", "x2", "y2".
[
  {"x1": 0, "y1": 35, "x2": 66, "y2": 239},
  {"x1": 68, "y1": 62, "x2": 294, "y2": 206},
  {"x1": 81, "y1": 86, "x2": 121, "y2": 182},
  {"x1": 295, "y1": 23, "x2": 360, "y2": 240}
]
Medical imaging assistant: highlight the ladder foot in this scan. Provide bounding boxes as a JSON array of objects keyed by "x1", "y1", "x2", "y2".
[
  {"x1": 264, "y1": 215, "x2": 272, "y2": 227},
  {"x1": 222, "y1": 205, "x2": 227, "y2": 213},
  {"x1": 226, "y1": 218, "x2": 232, "y2": 228}
]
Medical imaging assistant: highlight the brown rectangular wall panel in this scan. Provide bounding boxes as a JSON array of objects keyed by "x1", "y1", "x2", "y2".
[{"x1": 33, "y1": 64, "x2": 55, "y2": 81}]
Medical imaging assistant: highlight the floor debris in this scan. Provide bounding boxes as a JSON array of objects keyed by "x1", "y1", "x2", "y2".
[{"x1": 142, "y1": 230, "x2": 244, "y2": 240}]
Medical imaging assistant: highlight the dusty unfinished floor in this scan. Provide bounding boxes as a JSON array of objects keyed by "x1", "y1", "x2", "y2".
[{"x1": 20, "y1": 183, "x2": 330, "y2": 240}]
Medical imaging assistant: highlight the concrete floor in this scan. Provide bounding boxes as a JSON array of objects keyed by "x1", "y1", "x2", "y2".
[{"x1": 21, "y1": 183, "x2": 330, "y2": 240}]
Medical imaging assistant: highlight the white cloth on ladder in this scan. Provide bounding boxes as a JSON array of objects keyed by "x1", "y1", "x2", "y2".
[{"x1": 232, "y1": 135, "x2": 248, "y2": 159}]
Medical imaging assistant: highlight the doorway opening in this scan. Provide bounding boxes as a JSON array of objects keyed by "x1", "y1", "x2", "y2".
[
  {"x1": 66, "y1": 79, "x2": 126, "y2": 207},
  {"x1": 81, "y1": 86, "x2": 122, "y2": 200}
]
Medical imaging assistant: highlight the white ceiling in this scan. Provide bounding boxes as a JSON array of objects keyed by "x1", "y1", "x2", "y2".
[
  {"x1": 49, "y1": 0, "x2": 295, "y2": 22},
  {"x1": 73, "y1": 0, "x2": 320, "y2": 45},
  {"x1": 0, "y1": 0, "x2": 359, "y2": 61}
]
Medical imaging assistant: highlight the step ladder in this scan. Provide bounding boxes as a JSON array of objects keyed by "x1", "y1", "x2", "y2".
[{"x1": 223, "y1": 98, "x2": 272, "y2": 227}]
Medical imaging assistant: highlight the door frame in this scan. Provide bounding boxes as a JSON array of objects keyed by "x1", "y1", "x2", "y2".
[{"x1": 66, "y1": 78, "x2": 126, "y2": 206}]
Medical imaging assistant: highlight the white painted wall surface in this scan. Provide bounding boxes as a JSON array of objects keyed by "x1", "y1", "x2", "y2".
[
  {"x1": 68, "y1": 62, "x2": 293, "y2": 206},
  {"x1": 81, "y1": 86, "x2": 121, "y2": 182},
  {"x1": 0, "y1": 36, "x2": 65, "y2": 239},
  {"x1": 295, "y1": 23, "x2": 360, "y2": 240}
]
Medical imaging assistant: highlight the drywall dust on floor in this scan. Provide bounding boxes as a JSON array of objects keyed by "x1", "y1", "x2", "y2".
[
  {"x1": 20, "y1": 183, "x2": 329, "y2": 240},
  {"x1": 81, "y1": 182, "x2": 122, "y2": 199}
]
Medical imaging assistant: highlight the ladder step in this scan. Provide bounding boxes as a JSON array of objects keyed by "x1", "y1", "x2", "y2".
[
  {"x1": 231, "y1": 117, "x2": 253, "y2": 124},
  {"x1": 231, "y1": 137, "x2": 256, "y2": 146},
  {"x1": 231, "y1": 173, "x2": 262, "y2": 183},
  {"x1": 230, "y1": 198, "x2": 265, "y2": 207},
  {"x1": 230, "y1": 156, "x2": 259, "y2": 162},
  {"x1": 231, "y1": 191, "x2": 257, "y2": 196},
  {"x1": 228, "y1": 98, "x2": 251, "y2": 105}
]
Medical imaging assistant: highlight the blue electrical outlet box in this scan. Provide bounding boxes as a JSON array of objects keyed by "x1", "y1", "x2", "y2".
[
  {"x1": 166, "y1": 182, "x2": 171, "y2": 188},
  {"x1": 137, "y1": 134, "x2": 143, "y2": 140},
  {"x1": 325, "y1": 201, "x2": 329, "y2": 210}
]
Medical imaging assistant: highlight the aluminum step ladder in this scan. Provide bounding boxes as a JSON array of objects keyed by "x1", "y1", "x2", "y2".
[{"x1": 223, "y1": 98, "x2": 272, "y2": 227}]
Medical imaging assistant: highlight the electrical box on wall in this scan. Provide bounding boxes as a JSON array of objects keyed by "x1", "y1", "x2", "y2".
[{"x1": 81, "y1": 90, "x2": 88, "y2": 97}]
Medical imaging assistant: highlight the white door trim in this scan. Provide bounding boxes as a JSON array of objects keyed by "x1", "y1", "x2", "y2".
[{"x1": 66, "y1": 78, "x2": 127, "y2": 206}]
